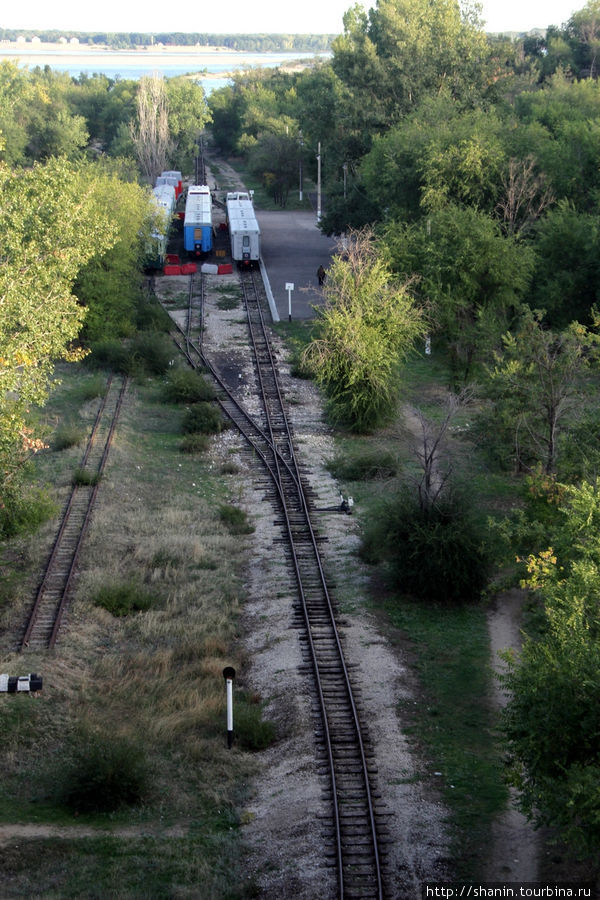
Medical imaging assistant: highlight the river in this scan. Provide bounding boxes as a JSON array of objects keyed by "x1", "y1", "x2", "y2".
[{"x1": 0, "y1": 43, "x2": 330, "y2": 94}]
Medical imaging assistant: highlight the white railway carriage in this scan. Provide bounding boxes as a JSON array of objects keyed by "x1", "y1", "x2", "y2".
[
  {"x1": 226, "y1": 191, "x2": 260, "y2": 268},
  {"x1": 184, "y1": 185, "x2": 213, "y2": 255},
  {"x1": 156, "y1": 170, "x2": 183, "y2": 199},
  {"x1": 147, "y1": 183, "x2": 176, "y2": 269}
]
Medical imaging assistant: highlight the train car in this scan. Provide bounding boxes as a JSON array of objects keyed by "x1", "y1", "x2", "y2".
[
  {"x1": 147, "y1": 183, "x2": 177, "y2": 269},
  {"x1": 156, "y1": 170, "x2": 183, "y2": 199},
  {"x1": 226, "y1": 191, "x2": 260, "y2": 268},
  {"x1": 183, "y1": 185, "x2": 213, "y2": 255}
]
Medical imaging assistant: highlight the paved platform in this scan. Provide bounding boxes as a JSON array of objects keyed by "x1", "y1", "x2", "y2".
[{"x1": 255, "y1": 209, "x2": 338, "y2": 322}]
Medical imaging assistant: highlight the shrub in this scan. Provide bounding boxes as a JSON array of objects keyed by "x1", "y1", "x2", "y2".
[
  {"x1": 85, "y1": 339, "x2": 132, "y2": 374},
  {"x1": 92, "y1": 581, "x2": 155, "y2": 616},
  {"x1": 75, "y1": 374, "x2": 107, "y2": 402},
  {"x1": 163, "y1": 369, "x2": 215, "y2": 404},
  {"x1": 234, "y1": 694, "x2": 276, "y2": 751},
  {"x1": 136, "y1": 295, "x2": 171, "y2": 332},
  {"x1": 182, "y1": 403, "x2": 223, "y2": 435},
  {"x1": 327, "y1": 449, "x2": 398, "y2": 481},
  {"x1": 130, "y1": 331, "x2": 173, "y2": 375},
  {"x1": 0, "y1": 486, "x2": 57, "y2": 539},
  {"x1": 61, "y1": 729, "x2": 148, "y2": 813},
  {"x1": 218, "y1": 504, "x2": 255, "y2": 535},
  {"x1": 72, "y1": 467, "x2": 101, "y2": 487},
  {"x1": 52, "y1": 424, "x2": 84, "y2": 451},
  {"x1": 361, "y1": 486, "x2": 491, "y2": 604},
  {"x1": 180, "y1": 433, "x2": 210, "y2": 454}
]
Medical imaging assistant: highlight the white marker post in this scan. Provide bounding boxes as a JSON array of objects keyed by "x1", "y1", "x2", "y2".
[
  {"x1": 223, "y1": 666, "x2": 236, "y2": 749},
  {"x1": 285, "y1": 283, "x2": 294, "y2": 322}
]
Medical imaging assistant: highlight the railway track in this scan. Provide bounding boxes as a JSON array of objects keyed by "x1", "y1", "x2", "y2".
[
  {"x1": 20, "y1": 375, "x2": 127, "y2": 652},
  {"x1": 168, "y1": 269, "x2": 387, "y2": 898}
]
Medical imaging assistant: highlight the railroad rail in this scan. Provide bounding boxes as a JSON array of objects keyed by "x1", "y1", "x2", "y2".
[
  {"x1": 20, "y1": 375, "x2": 127, "y2": 652},
  {"x1": 168, "y1": 270, "x2": 386, "y2": 898}
]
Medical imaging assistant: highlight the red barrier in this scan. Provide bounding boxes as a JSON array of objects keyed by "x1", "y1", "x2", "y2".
[
  {"x1": 218, "y1": 263, "x2": 233, "y2": 274},
  {"x1": 163, "y1": 265, "x2": 182, "y2": 275},
  {"x1": 166, "y1": 254, "x2": 180, "y2": 264},
  {"x1": 180, "y1": 263, "x2": 197, "y2": 274}
]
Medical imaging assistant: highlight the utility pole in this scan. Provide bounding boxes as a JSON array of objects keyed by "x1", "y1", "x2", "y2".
[
  {"x1": 317, "y1": 141, "x2": 322, "y2": 223},
  {"x1": 299, "y1": 132, "x2": 304, "y2": 202}
]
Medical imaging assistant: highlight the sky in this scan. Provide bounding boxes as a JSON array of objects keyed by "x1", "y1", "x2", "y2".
[{"x1": 0, "y1": 0, "x2": 585, "y2": 38}]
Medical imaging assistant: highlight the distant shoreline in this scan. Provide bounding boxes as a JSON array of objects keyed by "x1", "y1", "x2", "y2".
[
  {"x1": 0, "y1": 41, "x2": 323, "y2": 74},
  {"x1": 0, "y1": 41, "x2": 241, "y2": 53}
]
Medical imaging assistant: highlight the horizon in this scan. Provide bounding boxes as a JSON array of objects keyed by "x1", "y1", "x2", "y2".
[{"x1": 0, "y1": 0, "x2": 585, "y2": 40}]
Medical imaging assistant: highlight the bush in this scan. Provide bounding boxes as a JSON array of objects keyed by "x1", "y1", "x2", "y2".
[
  {"x1": 130, "y1": 331, "x2": 173, "y2": 375},
  {"x1": 92, "y1": 581, "x2": 155, "y2": 616},
  {"x1": 0, "y1": 486, "x2": 57, "y2": 539},
  {"x1": 75, "y1": 374, "x2": 107, "y2": 402},
  {"x1": 85, "y1": 333, "x2": 173, "y2": 376},
  {"x1": 85, "y1": 339, "x2": 132, "y2": 374},
  {"x1": 234, "y1": 694, "x2": 276, "y2": 751},
  {"x1": 219, "y1": 504, "x2": 255, "y2": 535},
  {"x1": 327, "y1": 449, "x2": 398, "y2": 481},
  {"x1": 136, "y1": 295, "x2": 171, "y2": 332},
  {"x1": 72, "y1": 467, "x2": 101, "y2": 487},
  {"x1": 163, "y1": 369, "x2": 215, "y2": 404},
  {"x1": 182, "y1": 403, "x2": 223, "y2": 435},
  {"x1": 52, "y1": 424, "x2": 84, "y2": 451},
  {"x1": 61, "y1": 729, "x2": 148, "y2": 813},
  {"x1": 180, "y1": 433, "x2": 210, "y2": 454},
  {"x1": 361, "y1": 487, "x2": 491, "y2": 604}
]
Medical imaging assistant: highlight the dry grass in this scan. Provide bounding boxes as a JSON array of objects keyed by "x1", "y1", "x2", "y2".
[{"x1": 0, "y1": 364, "x2": 261, "y2": 897}]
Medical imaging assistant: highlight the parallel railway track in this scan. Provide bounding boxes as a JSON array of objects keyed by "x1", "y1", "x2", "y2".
[
  {"x1": 20, "y1": 375, "x2": 127, "y2": 652},
  {"x1": 168, "y1": 269, "x2": 386, "y2": 898}
]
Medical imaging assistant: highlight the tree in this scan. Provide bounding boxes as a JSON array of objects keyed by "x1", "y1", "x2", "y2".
[
  {"x1": 0, "y1": 158, "x2": 117, "y2": 510},
  {"x1": 384, "y1": 205, "x2": 535, "y2": 384},
  {"x1": 302, "y1": 229, "x2": 426, "y2": 431},
  {"x1": 482, "y1": 308, "x2": 600, "y2": 474},
  {"x1": 130, "y1": 75, "x2": 172, "y2": 182},
  {"x1": 333, "y1": 0, "x2": 493, "y2": 119},
  {"x1": 247, "y1": 132, "x2": 300, "y2": 206},
  {"x1": 165, "y1": 77, "x2": 211, "y2": 172},
  {"x1": 495, "y1": 156, "x2": 554, "y2": 237},
  {"x1": 530, "y1": 200, "x2": 600, "y2": 327},
  {"x1": 566, "y1": 0, "x2": 600, "y2": 77},
  {"x1": 501, "y1": 479, "x2": 600, "y2": 858},
  {"x1": 75, "y1": 168, "x2": 155, "y2": 340}
]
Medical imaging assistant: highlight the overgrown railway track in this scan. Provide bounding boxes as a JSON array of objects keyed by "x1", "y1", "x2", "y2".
[
  {"x1": 20, "y1": 375, "x2": 127, "y2": 652},
  {"x1": 168, "y1": 269, "x2": 387, "y2": 898}
]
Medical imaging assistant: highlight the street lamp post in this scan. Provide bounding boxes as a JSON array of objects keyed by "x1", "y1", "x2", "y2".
[{"x1": 343, "y1": 162, "x2": 348, "y2": 201}]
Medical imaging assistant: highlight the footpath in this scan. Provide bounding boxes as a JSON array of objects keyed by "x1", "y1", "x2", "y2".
[{"x1": 255, "y1": 208, "x2": 337, "y2": 321}]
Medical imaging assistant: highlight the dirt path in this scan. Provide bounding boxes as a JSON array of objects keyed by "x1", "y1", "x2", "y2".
[
  {"x1": 486, "y1": 588, "x2": 540, "y2": 880},
  {"x1": 0, "y1": 822, "x2": 188, "y2": 846}
]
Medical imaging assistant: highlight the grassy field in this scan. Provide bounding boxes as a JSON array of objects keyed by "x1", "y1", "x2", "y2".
[{"x1": 0, "y1": 362, "x2": 264, "y2": 898}]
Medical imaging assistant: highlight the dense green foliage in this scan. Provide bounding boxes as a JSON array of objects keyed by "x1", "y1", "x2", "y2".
[
  {"x1": 361, "y1": 486, "x2": 491, "y2": 603},
  {"x1": 501, "y1": 480, "x2": 600, "y2": 856},
  {"x1": 303, "y1": 229, "x2": 426, "y2": 431}
]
